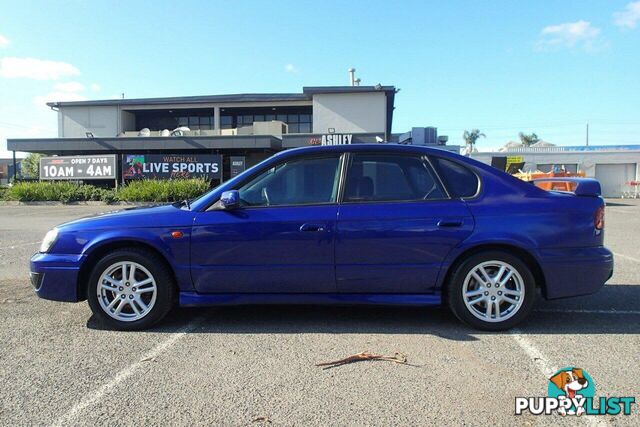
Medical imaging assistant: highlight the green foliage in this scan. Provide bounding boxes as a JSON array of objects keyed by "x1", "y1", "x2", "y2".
[
  {"x1": 4, "y1": 179, "x2": 210, "y2": 203},
  {"x1": 462, "y1": 129, "x2": 486, "y2": 147},
  {"x1": 116, "y1": 179, "x2": 210, "y2": 202},
  {"x1": 518, "y1": 132, "x2": 540, "y2": 147},
  {"x1": 0, "y1": 187, "x2": 7, "y2": 200},
  {"x1": 20, "y1": 153, "x2": 42, "y2": 178}
]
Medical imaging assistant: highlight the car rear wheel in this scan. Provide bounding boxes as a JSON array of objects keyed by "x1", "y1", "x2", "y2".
[
  {"x1": 87, "y1": 249, "x2": 174, "y2": 330},
  {"x1": 447, "y1": 250, "x2": 536, "y2": 331}
]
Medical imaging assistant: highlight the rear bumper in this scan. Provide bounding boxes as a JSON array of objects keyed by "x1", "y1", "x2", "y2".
[
  {"x1": 30, "y1": 252, "x2": 85, "y2": 302},
  {"x1": 536, "y1": 246, "x2": 613, "y2": 299}
]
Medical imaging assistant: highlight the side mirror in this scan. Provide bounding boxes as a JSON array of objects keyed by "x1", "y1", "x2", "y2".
[{"x1": 220, "y1": 190, "x2": 240, "y2": 210}]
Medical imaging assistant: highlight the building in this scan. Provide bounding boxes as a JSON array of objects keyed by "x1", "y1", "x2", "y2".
[
  {"x1": 8, "y1": 85, "x2": 396, "y2": 182},
  {"x1": 471, "y1": 145, "x2": 640, "y2": 197}
]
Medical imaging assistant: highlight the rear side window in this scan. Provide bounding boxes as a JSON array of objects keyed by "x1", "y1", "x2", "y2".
[
  {"x1": 344, "y1": 153, "x2": 446, "y2": 202},
  {"x1": 431, "y1": 157, "x2": 479, "y2": 198}
]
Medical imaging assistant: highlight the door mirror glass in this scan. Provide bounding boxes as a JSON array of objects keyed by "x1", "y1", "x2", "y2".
[{"x1": 220, "y1": 190, "x2": 240, "y2": 210}]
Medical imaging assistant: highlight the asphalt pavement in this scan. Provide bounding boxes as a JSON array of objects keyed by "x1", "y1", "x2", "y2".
[{"x1": 0, "y1": 201, "x2": 638, "y2": 425}]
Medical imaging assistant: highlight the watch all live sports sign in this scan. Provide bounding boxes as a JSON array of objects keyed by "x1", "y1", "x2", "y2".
[{"x1": 122, "y1": 154, "x2": 222, "y2": 180}]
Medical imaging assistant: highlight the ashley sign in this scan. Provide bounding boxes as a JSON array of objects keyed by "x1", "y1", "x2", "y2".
[
  {"x1": 322, "y1": 134, "x2": 352, "y2": 145},
  {"x1": 310, "y1": 134, "x2": 354, "y2": 146}
]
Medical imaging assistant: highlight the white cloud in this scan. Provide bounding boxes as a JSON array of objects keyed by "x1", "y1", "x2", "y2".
[
  {"x1": 33, "y1": 91, "x2": 87, "y2": 107},
  {"x1": 0, "y1": 57, "x2": 80, "y2": 80},
  {"x1": 33, "y1": 80, "x2": 88, "y2": 107},
  {"x1": 614, "y1": 1, "x2": 640, "y2": 29},
  {"x1": 54, "y1": 81, "x2": 85, "y2": 93},
  {"x1": 284, "y1": 63, "x2": 297, "y2": 73},
  {"x1": 0, "y1": 34, "x2": 9, "y2": 48},
  {"x1": 537, "y1": 20, "x2": 601, "y2": 50},
  {"x1": 90, "y1": 83, "x2": 101, "y2": 92}
]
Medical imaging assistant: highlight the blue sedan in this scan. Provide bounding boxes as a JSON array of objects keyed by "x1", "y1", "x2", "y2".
[{"x1": 30, "y1": 144, "x2": 613, "y2": 330}]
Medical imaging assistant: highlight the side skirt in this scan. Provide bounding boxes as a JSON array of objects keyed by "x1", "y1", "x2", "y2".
[{"x1": 179, "y1": 292, "x2": 442, "y2": 307}]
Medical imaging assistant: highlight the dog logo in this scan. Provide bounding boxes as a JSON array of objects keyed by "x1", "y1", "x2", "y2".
[
  {"x1": 548, "y1": 368, "x2": 593, "y2": 416},
  {"x1": 516, "y1": 366, "x2": 635, "y2": 416}
]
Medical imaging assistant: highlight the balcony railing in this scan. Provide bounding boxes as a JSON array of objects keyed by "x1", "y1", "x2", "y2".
[{"x1": 120, "y1": 121, "x2": 289, "y2": 137}]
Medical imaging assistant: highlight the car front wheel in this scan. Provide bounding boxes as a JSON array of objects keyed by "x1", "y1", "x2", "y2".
[
  {"x1": 447, "y1": 250, "x2": 536, "y2": 331},
  {"x1": 87, "y1": 248, "x2": 174, "y2": 330}
]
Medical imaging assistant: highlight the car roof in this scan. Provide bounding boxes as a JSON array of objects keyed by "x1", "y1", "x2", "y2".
[{"x1": 277, "y1": 143, "x2": 458, "y2": 158}]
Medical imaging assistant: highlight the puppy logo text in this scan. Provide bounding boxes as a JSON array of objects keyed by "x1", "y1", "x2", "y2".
[{"x1": 515, "y1": 367, "x2": 635, "y2": 416}]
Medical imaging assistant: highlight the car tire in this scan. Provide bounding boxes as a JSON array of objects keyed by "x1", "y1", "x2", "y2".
[
  {"x1": 447, "y1": 250, "x2": 536, "y2": 331},
  {"x1": 87, "y1": 248, "x2": 174, "y2": 331}
]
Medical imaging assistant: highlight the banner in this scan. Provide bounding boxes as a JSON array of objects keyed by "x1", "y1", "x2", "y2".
[
  {"x1": 229, "y1": 156, "x2": 246, "y2": 178},
  {"x1": 122, "y1": 154, "x2": 222, "y2": 180},
  {"x1": 40, "y1": 155, "x2": 117, "y2": 180}
]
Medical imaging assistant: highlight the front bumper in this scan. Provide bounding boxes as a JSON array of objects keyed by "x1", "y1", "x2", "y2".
[
  {"x1": 536, "y1": 246, "x2": 614, "y2": 300},
  {"x1": 30, "y1": 252, "x2": 85, "y2": 302}
]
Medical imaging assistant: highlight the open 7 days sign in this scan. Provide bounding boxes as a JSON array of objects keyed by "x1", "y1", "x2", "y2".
[{"x1": 40, "y1": 155, "x2": 117, "y2": 180}]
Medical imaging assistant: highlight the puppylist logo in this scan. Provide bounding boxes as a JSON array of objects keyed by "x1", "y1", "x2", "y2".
[{"x1": 515, "y1": 367, "x2": 635, "y2": 417}]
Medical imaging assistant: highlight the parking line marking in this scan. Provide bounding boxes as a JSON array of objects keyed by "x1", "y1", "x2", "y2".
[
  {"x1": 613, "y1": 252, "x2": 640, "y2": 264},
  {"x1": 535, "y1": 308, "x2": 640, "y2": 315},
  {"x1": 53, "y1": 316, "x2": 206, "y2": 427},
  {"x1": 510, "y1": 330, "x2": 608, "y2": 426},
  {"x1": 511, "y1": 329, "x2": 557, "y2": 377}
]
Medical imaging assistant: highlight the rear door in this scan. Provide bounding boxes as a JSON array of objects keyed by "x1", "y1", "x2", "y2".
[{"x1": 335, "y1": 152, "x2": 475, "y2": 293}]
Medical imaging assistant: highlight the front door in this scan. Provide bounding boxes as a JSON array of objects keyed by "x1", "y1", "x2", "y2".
[
  {"x1": 191, "y1": 154, "x2": 342, "y2": 293},
  {"x1": 335, "y1": 152, "x2": 474, "y2": 293}
]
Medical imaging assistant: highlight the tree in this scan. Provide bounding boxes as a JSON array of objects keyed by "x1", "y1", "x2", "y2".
[
  {"x1": 518, "y1": 132, "x2": 540, "y2": 147},
  {"x1": 462, "y1": 129, "x2": 486, "y2": 149},
  {"x1": 20, "y1": 153, "x2": 41, "y2": 178}
]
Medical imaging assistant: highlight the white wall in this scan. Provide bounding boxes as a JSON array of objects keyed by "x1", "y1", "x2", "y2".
[
  {"x1": 60, "y1": 106, "x2": 120, "y2": 137},
  {"x1": 312, "y1": 92, "x2": 386, "y2": 134},
  {"x1": 121, "y1": 110, "x2": 136, "y2": 132}
]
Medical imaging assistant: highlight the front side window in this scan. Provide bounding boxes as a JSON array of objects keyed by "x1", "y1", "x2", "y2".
[
  {"x1": 343, "y1": 153, "x2": 446, "y2": 202},
  {"x1": 238, "y1": 156, "x2": 341, "y2": 207}
]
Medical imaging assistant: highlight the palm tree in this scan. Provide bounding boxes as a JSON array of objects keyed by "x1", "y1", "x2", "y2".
[
  {"x1": 462, "y1": 129, "x2": 486, "y2": 150},
  {"x1": 518, "y1": 132, "x2": 540, "y2": 147}
]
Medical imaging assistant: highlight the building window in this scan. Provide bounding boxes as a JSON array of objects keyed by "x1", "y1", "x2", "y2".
[
  {"x1": 536, "y1": 163, "x2": 579, "y2": 174},
  {"x1": 219, "y1": 107, "x2": 312, "y2": 134},
  {"x1": 135, "y1": 109, "x2": 214, "y2": 131}
]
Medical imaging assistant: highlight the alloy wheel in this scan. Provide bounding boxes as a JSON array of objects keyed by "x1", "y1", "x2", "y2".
[
  {"x1": 97, "y1": 261, "x2": 157, "y2": 322},
  {"x1": 462, "y1": 260, "x2": 525, "y2": 323}
]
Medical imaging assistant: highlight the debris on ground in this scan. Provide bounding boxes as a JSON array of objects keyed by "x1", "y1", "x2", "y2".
[
  {"x1": 316, "y1": 351, "x2": 416, "y2": 369},
  {"x1": 252, "y1": 416, "x2": 272, "y2": 423}
]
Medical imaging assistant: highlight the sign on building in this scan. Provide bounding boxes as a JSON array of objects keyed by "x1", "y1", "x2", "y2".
[
  {"x1": 229, "y1": 156, "x2": 246, "y2": 178},
  {"x1": 309, "y1": 134, "x2": 353, "y2": 146},
  {"x1": 506, "y1": 155, "x2": 525, "y2": 173},
  {"x1": 40, "y1": 155, "x2": 117, "y2": 180},
  {"x1": 122, "y1": 154, "x2": 222, "y2": 180}
]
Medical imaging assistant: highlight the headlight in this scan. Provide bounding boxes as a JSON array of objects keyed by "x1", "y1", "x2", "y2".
[{"x1": 40, "y1": 229, "x2": 59, "y2": 253}]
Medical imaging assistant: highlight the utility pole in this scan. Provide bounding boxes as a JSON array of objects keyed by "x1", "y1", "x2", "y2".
[{"x1": 586, "y1": 122, "x2": 589, "y2": 147}]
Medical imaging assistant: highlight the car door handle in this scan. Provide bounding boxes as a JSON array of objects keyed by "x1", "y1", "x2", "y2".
[
  {"x1": 300, "y1": 223, "x2": 326, "y2": 232},
  {"x1": 437, "y1": 219, "x2": 463, "y2": 228}
]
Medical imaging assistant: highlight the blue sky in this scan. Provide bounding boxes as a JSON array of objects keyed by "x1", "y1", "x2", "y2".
[{"x1": 1, "y1": 0, "x2": 640, "y2": 156}]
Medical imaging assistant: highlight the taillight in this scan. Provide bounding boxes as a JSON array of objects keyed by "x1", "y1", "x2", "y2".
[{"x1": 594, "y1": 205, "x2": 605, "y2": 230}]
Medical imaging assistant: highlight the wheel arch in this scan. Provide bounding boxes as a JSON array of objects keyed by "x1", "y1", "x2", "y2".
[
  {"x1": 440, "y1": 243, "x2": 547, "y2": 301},
  {"x1": 77, "y1": 239, "x2": 177, "y2": 301}
]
